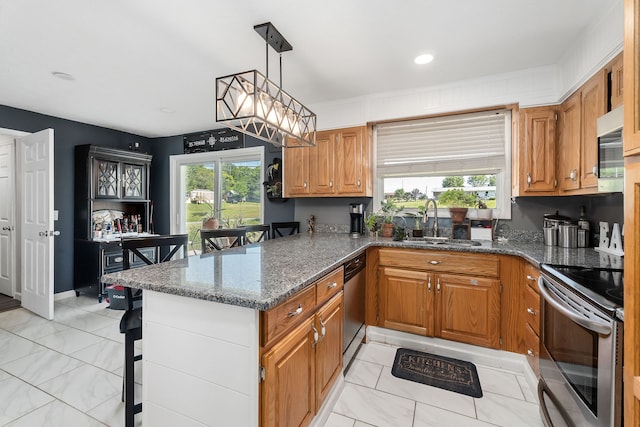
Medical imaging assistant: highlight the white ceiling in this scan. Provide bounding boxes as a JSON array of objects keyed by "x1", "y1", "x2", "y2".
[{"x1": 0, "y1": 0, "x2": 611, "y2": 138}]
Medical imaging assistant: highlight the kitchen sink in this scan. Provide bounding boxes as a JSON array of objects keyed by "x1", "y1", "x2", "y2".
[{"x1": 404, "y1": 237, "x2": 482, "y2": 247}]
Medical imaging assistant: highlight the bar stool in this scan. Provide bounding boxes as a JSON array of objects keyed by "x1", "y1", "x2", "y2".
[
  {"x1": 119, "y1": 234, "x2": 188, "y2": 427},
  {"x1": 200, "y1": 228, "x2": 246, "y2": 252},
  {"x1": 271, "y1": 221, "x2": 300, "y2": 239},
  {"x1": 242, "y1": 224, "x2": 271, "y2": 244}
]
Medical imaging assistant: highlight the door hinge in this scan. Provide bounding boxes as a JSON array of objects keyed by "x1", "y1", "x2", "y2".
[
  {"x1": 499, "y1": 283, "x2": 503, "y2": 294},
  {"x1": 499, "y1": 337, "x2": 503, "y2": 347},
  {"x1": 259, "y1": 366, "x2": 265, "y2": 383}
]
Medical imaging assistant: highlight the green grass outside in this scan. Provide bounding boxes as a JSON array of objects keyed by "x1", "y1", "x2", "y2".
[
  {"x1": 185, "y1": 201, "x2": 261, "y2": 254},
  {"x1": 390, "y1": 199, "x2": 497, "y2": 211}
]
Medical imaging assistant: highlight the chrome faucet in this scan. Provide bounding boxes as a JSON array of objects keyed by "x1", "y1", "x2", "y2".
[{"x1": 423, "y1": 198, "x2": 439, "y2": 237}]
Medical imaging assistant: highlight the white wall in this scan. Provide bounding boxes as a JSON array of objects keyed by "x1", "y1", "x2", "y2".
[{"x1": 310, "y1": 0, "x2": 623, "y2": 131}]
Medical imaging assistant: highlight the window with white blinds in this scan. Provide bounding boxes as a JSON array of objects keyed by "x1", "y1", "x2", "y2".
[
  {"x1": 376, "y1": 109, "x2": 510, "y2": 177},
  {"x1": 374, "y1": 109, "x2": 512, "y2": 219}
]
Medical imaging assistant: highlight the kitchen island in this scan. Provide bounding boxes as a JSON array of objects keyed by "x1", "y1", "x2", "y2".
[{"x1": 101, "y1": 233, "x2": 621, "y2": 426}]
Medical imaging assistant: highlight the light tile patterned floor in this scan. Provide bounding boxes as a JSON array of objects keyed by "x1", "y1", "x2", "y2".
[
  {"x1": 0, "y1": 296, "x2": 542, "y2": 427},
  {"x1": 0, "y1": 296, "x2": 141, "y2": 426},
  {"x1": 324, "y1": 342, "x2": 543, "y2": 427}
]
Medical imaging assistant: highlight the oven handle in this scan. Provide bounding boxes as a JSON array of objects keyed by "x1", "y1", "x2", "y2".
[{"x1": 538, "y1": 276, "x2": 612, "y2": 336}]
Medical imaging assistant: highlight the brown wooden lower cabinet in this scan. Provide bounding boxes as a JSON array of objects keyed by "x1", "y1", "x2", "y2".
[
  {"x1": 261, "y1": 291, "x2": 343, "y2": 427},
  {"x1": 376, "y1": 249, "x2": 501, "y2": 349}
]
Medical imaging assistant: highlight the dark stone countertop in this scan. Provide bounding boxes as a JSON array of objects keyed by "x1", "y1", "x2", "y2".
[{"x1": 101, "y1": 233, "x2": 623, "y2": 311}]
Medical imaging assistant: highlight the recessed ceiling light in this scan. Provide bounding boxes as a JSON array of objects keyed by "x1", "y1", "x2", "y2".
[
  {"x1": 51, "y1": 71, "x2": 75, "y2": 81},
  {"x1": 414, "y1": 54, "x2": 434, "y2": 65},
  {"x1": 160, "y1": 107, "x2": 175, "y2": 114}
]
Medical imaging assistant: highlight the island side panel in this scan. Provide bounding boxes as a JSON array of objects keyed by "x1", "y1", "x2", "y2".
[{"x1": 142, "y1": 290, "x2": 259, "y2": 426}]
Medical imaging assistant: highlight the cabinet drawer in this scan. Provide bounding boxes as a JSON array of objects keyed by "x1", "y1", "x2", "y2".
[
  {"x1": 524, "y1": 322, "x2": 540, "y2": 375},
  {"x1": 316, "y1": 267, "x2": 344, "y2": 306},
  {"x1": 524, "y1": 283, "x2": 540, "y2": 335},
  {"x1": 524, "y1": 263, "x2": 540, "y2": 288},
  {"x1": 378, "y1": 248, "x2": 499, "y2": 277},
  {"x1": 261, "y1": 285, "x2": 316, "y2": 347},
  {"x1": 103, "y1": 250, "x2": 124, "y2": 273}
]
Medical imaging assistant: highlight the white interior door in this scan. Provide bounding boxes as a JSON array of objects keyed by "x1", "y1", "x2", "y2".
[
  {"x1": 18, "y1": 129, "x2": 54, "y2": 320},
  {"x1": 0, "y1": 141, "x2": 15, "y2": 296}
]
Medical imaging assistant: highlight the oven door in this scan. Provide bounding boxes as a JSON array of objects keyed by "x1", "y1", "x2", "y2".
[{"x1": 538, "y1": 274, "x2": 621, "y2": 427}]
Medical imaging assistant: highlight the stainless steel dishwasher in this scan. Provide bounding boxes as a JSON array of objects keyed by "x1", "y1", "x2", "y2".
[{"x1": 343, "y1": 253, "x2": 366, "y2": 370}]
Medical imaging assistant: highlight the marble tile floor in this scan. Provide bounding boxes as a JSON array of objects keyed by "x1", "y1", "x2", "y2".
[
  {"x1": 323, "y1": 342, "x2": 543, "y2": 427},
  {"x1": 0, "y1": 295, "x2": 542, "y2": 427},
  {"x1": 0, "y1": 295, "x2": 141, "y2": 426}
]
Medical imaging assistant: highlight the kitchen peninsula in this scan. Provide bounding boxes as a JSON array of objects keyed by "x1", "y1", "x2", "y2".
[{"x1": 101, "y1": 233, "x2": 620, "y2": 426}]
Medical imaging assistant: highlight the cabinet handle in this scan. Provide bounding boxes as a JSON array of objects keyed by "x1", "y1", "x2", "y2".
[
  {"x1": 570, "y1": 169, "x2": 577, "y2": 181},
  {"x1": 429, "y1": 260, "x2": 440, "y2": 265},
  {"x1": 427, "y1": 276, "x2": 432, "y2": 293},
  {"x1": 592, "y1": 164, "x2": 598, "y2": 177},
  {"x1": 526, "y1": 275, "x2": 535, "y2": 281},
  {"x1": 319, "y1": 317, "x2": 326, "y2": 339},
  {"x1": 327, "y1": 282, "x2": 337, "y2": 289},
  {"x1": 329, "y1": 180, "x2": 333, "y2": 188},
  {"x1": 527, "y1": 307, "x2": 537, "y2": 316},
  {"x1": 437, "y1": 279, "x2": 441, "y2": 294},
  {"x1": 357, "y1": 178, "x2": 361, "y2": 187},
  {"x1": 303, "y1": 181, "x2": 307, "y2": 189},
  {"x1": 527, "y1": 173, "x2": 532, "y2": 187},
  {"x1": 311, "y1": 324, "x2": 319, "y2": 347},
  {"x1": 287, "y1": 305, "x2": 303, "y2": 317},
  {"x1": 114, "y1": 256, "x2": 124, "y2": 263},
  {"x1": 527, "y1": 349, "x2": 535, "y2": 357}
]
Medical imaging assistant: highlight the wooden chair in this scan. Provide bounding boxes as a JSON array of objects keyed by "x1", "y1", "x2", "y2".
[
  {"x1": 200, "y1": 228, "x2": 246, "y2": 252},
  {"x1": 119, "y1": 234, "x2": 188, "y2": 427},
  {"x1": 242, "y1": 224, "x2": 271, "y2": 244},
  {"x1": 271, "y1": 221, "x2": 300, "y2": 239}
]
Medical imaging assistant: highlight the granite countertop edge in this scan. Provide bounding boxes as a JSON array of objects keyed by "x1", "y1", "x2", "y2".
[{"x1": 101, "y1": 233, "x2": 622, "y2": 311}]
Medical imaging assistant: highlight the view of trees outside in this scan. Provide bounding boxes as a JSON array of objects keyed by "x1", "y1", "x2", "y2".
[
  {"x1": 383, "y1": 174, "x2": 497, "y2": 210},
  {"x1": 184, "y1": 161, "x2": 262, "y2": 252}
]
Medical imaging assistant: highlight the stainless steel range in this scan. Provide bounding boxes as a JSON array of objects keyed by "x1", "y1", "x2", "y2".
[{"x1": 538, "y1": 264, "x2": 623, "y2": 427}]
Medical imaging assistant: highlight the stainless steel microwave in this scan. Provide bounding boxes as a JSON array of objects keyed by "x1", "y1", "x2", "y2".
[{"x1": 597, "y1": 106, "x2": 623, "y2": 193}]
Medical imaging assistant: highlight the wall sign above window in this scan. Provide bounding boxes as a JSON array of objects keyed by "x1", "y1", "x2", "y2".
[{"x1": 183, "y1": 128, "x2": 245, "y2": 154}]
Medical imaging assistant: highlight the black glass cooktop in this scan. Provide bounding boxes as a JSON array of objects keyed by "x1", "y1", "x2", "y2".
[{"x1": 542, "y1": 265, "x2": 623, "y2": 309}]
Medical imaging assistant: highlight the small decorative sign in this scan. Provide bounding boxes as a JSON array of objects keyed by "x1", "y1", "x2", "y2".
[
  {"x1": 595, "y1": 221, "x2": 624, "y2": 256},
  {"x1": 183, "y1": 128, "x2": 245, "y2": 154}
]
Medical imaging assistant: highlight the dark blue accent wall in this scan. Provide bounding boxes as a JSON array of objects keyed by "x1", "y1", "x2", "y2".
[
  {"x1": 0, "y1": 105, "x2": 295, "y2": 293},
  {"x1": 0, "y1": 105, "x2": 152, "y2": 294}
]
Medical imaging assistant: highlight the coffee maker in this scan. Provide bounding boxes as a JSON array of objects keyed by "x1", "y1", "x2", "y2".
[{"x1": 349, "y1": 203, "x2": 364, "y2": 237}]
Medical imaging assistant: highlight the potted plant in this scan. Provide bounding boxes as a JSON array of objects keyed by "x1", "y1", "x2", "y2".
[
  {"x1": 201, "y1": 202, "x2": 223, "y2": 230},
  {"x1": 379, "y1": 199, "x2": 403, "y2": 237},
  {"x1": 476, "y1": 199, "x2": 492, "y2": 219},
  {"x1": 404, "y1": 212, "x2": 423, "y2": 237},
  {"x1": 364, "y1": 212, "x2": 379, "y2": 237},
  {"x1": 438, "y1": 189, "x2": 476, "y2": 223}
]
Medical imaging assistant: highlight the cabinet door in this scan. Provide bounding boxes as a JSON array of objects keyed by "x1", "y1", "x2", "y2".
[
  {"x1": 315, "y1": 292, "x2": 343, "y2": 409},
  {"x1": 309, "y1": 131, "x2": 336, "y2": 194},
  {"x1": 558, "y1": 92, "x2": 582, "y2": 191},
  {"x1": 580, "y1": 70, "x2": 607, "y2": 191},
  {"x1": 93, "y1": 158, "x2": 120, "y2": 198},
  {"x1": 122, "y1": 163, "x2": 146, "y2": 199},
  {"x1": 262, "y1": 316, "x2": 316, "y2": 427},
  {"x1": 610, "y1": 53, "x2": 624, "y2": 110},
  {"x1": 283, "y1": 143, "x2": 310, "y2": 196},
  {"x1": 336, "y1": 127, "x2": 367, "y2": 195},
  {"x1": 378, "y1": 267, "x2": 432, "y2": 336},
  {"x1": 435, "y1": 273, "x2": 501, "y2": 349},
  {"x1": 519, "y1": 107, "x2": 557, "y2": 194}
]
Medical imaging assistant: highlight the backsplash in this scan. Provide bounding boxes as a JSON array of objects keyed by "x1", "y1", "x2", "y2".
[{"x1": 293, "y1": 193, "x2": 624, "y2": 242}]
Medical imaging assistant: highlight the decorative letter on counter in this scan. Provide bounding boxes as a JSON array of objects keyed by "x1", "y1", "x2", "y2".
[{"x1": 595, "y1": 221, "x2": 624, "y2": 256}]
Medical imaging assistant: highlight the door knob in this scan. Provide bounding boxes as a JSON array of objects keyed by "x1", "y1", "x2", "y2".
[{"x1": 50, "y1": 230, "x2": 61, "y2": 236}]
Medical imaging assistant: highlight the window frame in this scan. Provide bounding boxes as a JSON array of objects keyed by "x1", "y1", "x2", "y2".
[
  {"x1": 373, "y1": 109, "x2": 512, "y2": 220},
  {"x1": 168, "y1": 146, "x2": 265, "y2": 234}
]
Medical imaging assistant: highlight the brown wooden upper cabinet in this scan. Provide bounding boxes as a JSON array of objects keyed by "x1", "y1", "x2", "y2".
[
  {"x1": 283, "y1": 126, "x2": 372, "y2": 197},
  {"x1": 514, "y1": 106, "x2": 558, "y2": 196},
  {"x1": 609, "y1": 52, "x2": 624, "y2": 110},
  {"x1": 558, "y1": 71, "x2": 606, "y2": 194}
]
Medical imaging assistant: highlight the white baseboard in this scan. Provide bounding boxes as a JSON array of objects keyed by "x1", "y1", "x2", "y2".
[
  {"x1": 54, "y1": 290, "x2": 76, "y2": 301},
  {"x1": 13, "y1": 292, "x2": 21, "y2": 301},
  {"x1": 366, "y1": 326, "x2": 527, "y2": 374}
]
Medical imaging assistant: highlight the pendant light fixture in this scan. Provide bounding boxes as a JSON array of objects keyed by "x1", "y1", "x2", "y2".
[{"x1": 216, "y1": 22, "x2": 316, "y2": 148}]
